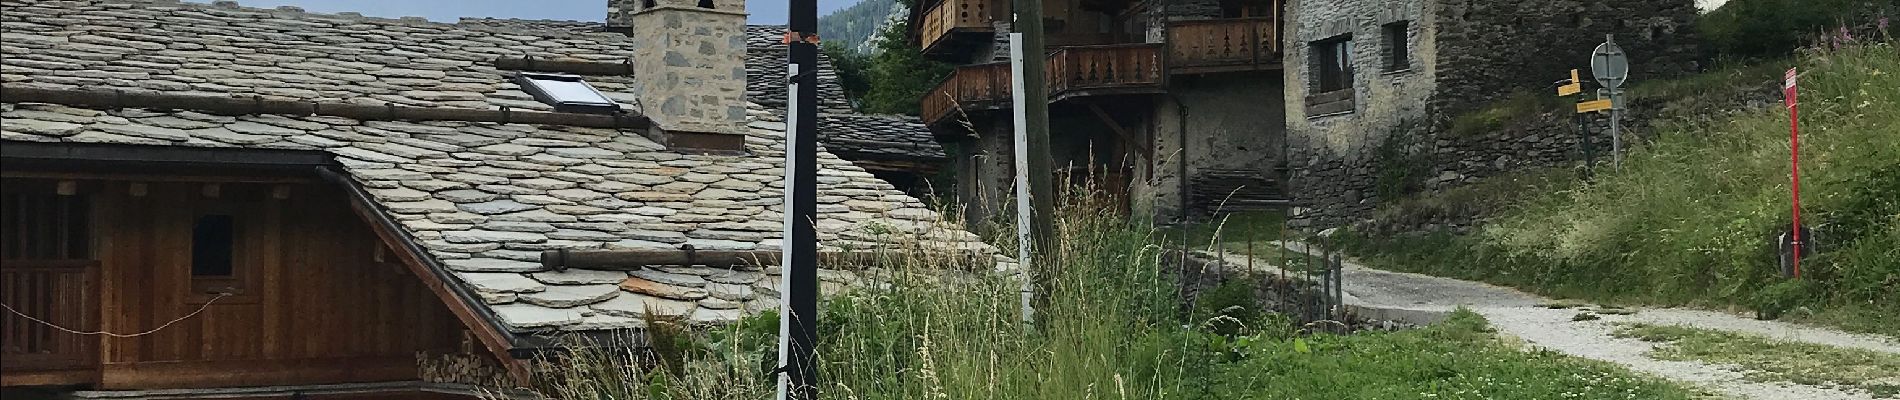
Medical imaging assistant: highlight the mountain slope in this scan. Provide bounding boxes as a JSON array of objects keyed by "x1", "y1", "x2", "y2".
[{"x1": 819, "y1": 0, "x2": 904, "y2": 54}]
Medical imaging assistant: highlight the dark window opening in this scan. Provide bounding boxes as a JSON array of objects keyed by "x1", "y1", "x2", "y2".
[
  {"x1": 514, "y1": 73, "x2": 623, "y2": 114},
  {"x1": 1, "y1": 193, "x2": 90, "y2": 260},
  {"x1": 1383, "y1": 21, "x2": 1410, "y2": 71},
  {"x1": 642, "y1": 0, "x2": 656, "y2": 9},
  {"x1": 1311, "y1": 35, "x2": 1354, "y2": 92},
  {"x1": 191, "y1": 214, "x2": 235, "y2": 277},
  {"x1": 697, "y1": 0, "x2": 714, "y2": 8}
]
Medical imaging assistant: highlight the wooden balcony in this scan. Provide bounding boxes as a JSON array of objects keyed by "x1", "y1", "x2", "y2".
[
  {"x1": 922, "y1": 44, "x2": 1164, "y2": 126},
  {"x1": 1166, "y1": 14, "x2": 1284, "y2": 75},
  {"x1": 917, "y1": 0, "x2": 998, "y2": 57}
]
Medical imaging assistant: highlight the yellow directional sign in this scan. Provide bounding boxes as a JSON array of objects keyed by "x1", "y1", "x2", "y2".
[
  {"x1": 1557, "y1": 69, "x2": 1583, "y2": 96},
  {"x1": 1558, "y1": 83, "x2": 1582, "y2": 96},
  {"x1": 1576, "y1": 99, "x2": 1613, "y2": 113}
]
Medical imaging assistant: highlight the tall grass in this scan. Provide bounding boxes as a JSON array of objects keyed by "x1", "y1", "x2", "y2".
[
  {"x1": 522, "y1": 180, "x2": 1709, "y2": 399},
  {"x1": 1340, "y1": 43, "x2": 1899, "y2": 335}
]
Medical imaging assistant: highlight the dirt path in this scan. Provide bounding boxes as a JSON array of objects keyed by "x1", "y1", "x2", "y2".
[{"x1": 1209, "y1": 242, "x2": 1900, "y2": 400}]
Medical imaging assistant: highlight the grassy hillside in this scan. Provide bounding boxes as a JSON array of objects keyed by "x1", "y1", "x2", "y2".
[{"x1": 1339, "y1": 43, "x2": 1899, "y2": 336}]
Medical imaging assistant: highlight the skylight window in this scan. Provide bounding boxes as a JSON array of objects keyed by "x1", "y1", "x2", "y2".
[{"x1": 514, "y1": 73, "x2": 621, "y2": 114}]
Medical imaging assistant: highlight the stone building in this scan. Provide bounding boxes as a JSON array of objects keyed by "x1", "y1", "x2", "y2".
[
  {"x1": 0, "y1": 0, "x2": 990, "y2": 395},
  {"x1": 1281, "y1": 0, "x2": 1700, "y2": 228},
  {"x1": 910, "y1": 0, "x2": 1292, "y2": 229},
  {"x1": 909, "y1": 0, "x2": 1698, "y2": 229}
]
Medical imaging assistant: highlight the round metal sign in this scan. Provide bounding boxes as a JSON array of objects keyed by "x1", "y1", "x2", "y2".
[{"x1": 1591, "y1": 35, "x2": 1630, "y2": 89}]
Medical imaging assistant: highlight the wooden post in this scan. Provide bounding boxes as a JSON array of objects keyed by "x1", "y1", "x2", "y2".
[
  {"x1": 778, "y1": 0, "x2": 821, "y2": 397},
  {"x1": 1016, "y1": 0, "x2": 1059, "y2": 310}
]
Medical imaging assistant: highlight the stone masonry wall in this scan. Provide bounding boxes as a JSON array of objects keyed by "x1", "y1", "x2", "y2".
[
  {"x1": 1285, "y1": 0, "x2": 1701, "y2": 229},
  {"x1": 629, "y1": 5, "x2": 749, "y2": 134},
  {"x1": 1283, "y1": 0, "x2": 1437, "y2": 228},
  {"x1": 1139, "y1": 74, "x2": 1288, "y2": 222},
  {"x1": 1432, "y1": 0, "x2": 1700, "y2": 117}
]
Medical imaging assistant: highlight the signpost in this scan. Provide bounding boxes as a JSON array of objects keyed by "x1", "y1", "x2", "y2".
[
  {"x1": 1590, "y1": 35, "x2": 1629, "y2": 170},
  {"x1": 1783, "y1": 67, "x2": 1804, "y2": 279},
  {"x1": 1575, "y1": 99, "x2": 1613, "y2": 113}
]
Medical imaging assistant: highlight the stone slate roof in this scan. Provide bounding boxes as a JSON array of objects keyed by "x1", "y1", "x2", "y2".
[
  {"x1": 0, "y1": 0, "x2": 990, "y2": 334},
  {"x1": 440, "y1": 20, "x2": 945, "y2": 164},
  {"x1": 818, "y1": 114, "x2": 946, "y2": 160}
]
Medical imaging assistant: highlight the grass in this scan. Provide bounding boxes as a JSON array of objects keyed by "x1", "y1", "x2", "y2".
[
  {"x1": 1175, "y1": 210, "x2": 1288, "y2": 252},
  {"x1": 1336, "y1": 43, "x2": 1900, "y2": 338},
  {"x1": 1208, "y1": 310, "x2": 1706, "y2": 400},
  {"x1": 1615, "y1": 323, "x2": 1900, "y2": 397},
  {"x1": 1446, "y1": 90, "x2": 1568, "y2": 138},
  {"x1": 516, "y1": 188, "x2": 1709, "y2": 400}
]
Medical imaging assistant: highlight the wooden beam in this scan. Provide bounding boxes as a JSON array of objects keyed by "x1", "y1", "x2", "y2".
[
  {"x1": 1086, "y1": 103, "x2": 1136, "y2": 146},
  {"x1": 0, "y1": 368, "x2": 96, "y2": 387},
  {"x1": 492, "y1": 56, "x2": 637, "y2": 76},
  {"x1": 2, "y1": 170, "x2": 316, "y2": 184},
  {"x1": 1, "y1": 86, "x2": 650, "y2": 130},
  {"x1": 543, "y1": 248, "x2": 994, "y2": 271},
  {"x1": 2, "y1": 142, "x2": 333, "y2": 168},
  {"x1": 96, "y1": 357, "x2": 419, "y2": 389}
]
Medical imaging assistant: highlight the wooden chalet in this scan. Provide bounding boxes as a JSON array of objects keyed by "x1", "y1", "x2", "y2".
[{"x1": 1, "y1": 0, "x2": 991, "y2": 397}]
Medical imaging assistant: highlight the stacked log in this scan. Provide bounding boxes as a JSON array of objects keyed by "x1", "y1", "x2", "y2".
[{"x1": 418, "y1": 350, "x2": 514, "y2": 388}]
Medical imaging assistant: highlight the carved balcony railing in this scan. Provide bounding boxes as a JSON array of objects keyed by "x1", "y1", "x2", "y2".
[
  {"x1": 1047, "y1": 44, "x2": 1165, "y2": 98},
  {"x1": 918, "y1": 0, "x2": 998, "y2": 56},
  {"x1": 920, "y1": 62, "x2": 1012, "y2": 126},
  {"x1": 922, "y1": 44, "x2": 1164, "y2": 125},
  {"x1": 1167, "y1": 14, "x2": 1283, "y2": 74}
]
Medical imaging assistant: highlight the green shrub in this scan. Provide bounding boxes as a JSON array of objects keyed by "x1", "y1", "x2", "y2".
[{"x1": 1698, "y1": 0, "x2": 1896, "y2": 59}]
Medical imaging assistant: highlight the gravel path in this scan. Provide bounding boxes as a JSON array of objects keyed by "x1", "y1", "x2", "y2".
[{"x1": 1213, "y1": 242, "x2": 1900, "y2": 400}]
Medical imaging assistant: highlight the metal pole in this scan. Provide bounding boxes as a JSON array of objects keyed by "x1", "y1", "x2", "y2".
[
  {"x1": 1009, "y1": 33, "x2": 1035, "y2": 325},
  {"x1": 775, "y1": 2, "x2": 820, "y2": 397},
  {"x1": 1579, "y1": 109, "x2": 1592, "y2": 177},
  {"x1": 1609, "y1": 90, "x2": 1622, "y2": 170},
  {"x1": 1016, "y1": 0, "x2": 1058, "y2": 286}
]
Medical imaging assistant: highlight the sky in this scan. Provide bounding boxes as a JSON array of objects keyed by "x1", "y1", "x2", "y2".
[{"x1": 190, "y1": 0, "x2": 864, "y2": 25}]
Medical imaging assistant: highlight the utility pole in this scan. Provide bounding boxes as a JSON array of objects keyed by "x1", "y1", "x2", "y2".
[
  {"x1": 775, "y1": 0, "x2": 819, "y2": 397},
  {"x1": 1015, "y1": 0, "x2": 1058, "y2": 303}
]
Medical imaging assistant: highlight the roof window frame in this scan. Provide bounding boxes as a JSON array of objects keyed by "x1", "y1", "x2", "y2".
[{"x1": 513, "y1": 72, "x2": 623, "y2": 114}]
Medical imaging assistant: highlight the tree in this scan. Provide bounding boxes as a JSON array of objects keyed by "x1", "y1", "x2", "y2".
[
  {"x1": 821, "y1": 41, "x2": 871, "y2": 107},
  {"x1": 858, "y1": 20, "x2": 953, "y2": 115}
]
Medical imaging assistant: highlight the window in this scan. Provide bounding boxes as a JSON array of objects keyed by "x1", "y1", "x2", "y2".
[
  {"x1": 514, "y1": 73, "x2": 622, "y2": 114},
  {"x1": 1383, "y1": 21, "x2": 1411, "y2": 71},
  {"x1": 1312, "y1": 35, "x2": 1354, "y2": 93},
  {"x1": 191, "y1": 214, "x2": 235, "y2": 277}
]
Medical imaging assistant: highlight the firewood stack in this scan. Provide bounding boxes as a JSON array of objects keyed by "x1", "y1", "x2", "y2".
[
  {"x1": 1190, "y1": 169, "x2": 1289, "y2": 217},
  {"x1": 418, "y1": 351, "x2": 514, "y2": 388}
]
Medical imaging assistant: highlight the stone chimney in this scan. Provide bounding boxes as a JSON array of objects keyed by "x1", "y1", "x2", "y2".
[{"x1": 616, "y1": 0, "x2": 749, "y2": 136}]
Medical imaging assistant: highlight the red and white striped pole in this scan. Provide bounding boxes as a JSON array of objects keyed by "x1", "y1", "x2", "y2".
[{"x1": 1783, "y1": 67, "x2": 1802, "y2": 279}]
